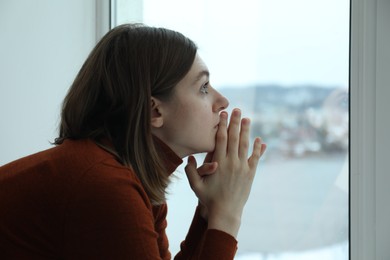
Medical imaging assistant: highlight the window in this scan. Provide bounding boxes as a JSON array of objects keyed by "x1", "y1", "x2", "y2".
[{"x1": 112, "y1": 0, "x2": 350, "y2": 258}]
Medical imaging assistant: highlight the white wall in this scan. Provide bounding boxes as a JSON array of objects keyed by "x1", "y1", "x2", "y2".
[{"x1": 0, "y1": 0, "x2": 97, "y2": 164}]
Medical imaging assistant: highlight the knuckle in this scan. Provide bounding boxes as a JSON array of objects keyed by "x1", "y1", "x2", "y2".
[
  {"x1": 184, "y1": 164, "x2": 193, "y2": 171},
  {"x1": 241, "y1": 140, "x2": 249, "y2": 149},
  {"x1": 192, "y1": 183, "x2": 200, "y2": 192},
  {"x1": 217, "y1": 131, "x2": 227, "y2": 141},
  {"x1": 253, "y1": 155, "x2": 260, "y2": 161},
  {"x1": 229, "y1": 133, "x2": 239, "y2": 142},
  {"x1": 253, "y1": 150, "x2": 261, "y2": 159}
]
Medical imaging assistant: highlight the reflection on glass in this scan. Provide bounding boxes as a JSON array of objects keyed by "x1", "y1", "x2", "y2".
[{"x1": 114, "y1": 0, "x2": 349, "y2": 259}]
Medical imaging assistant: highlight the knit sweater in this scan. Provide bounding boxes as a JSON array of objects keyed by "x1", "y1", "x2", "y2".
[{"x1": 0, "y1": 138, "x2": 237, "y2": 259}]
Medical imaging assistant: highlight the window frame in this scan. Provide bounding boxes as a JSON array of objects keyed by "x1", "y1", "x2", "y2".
[{"x1": 350, "y1": 0, "x2": 390, "y2": 259}]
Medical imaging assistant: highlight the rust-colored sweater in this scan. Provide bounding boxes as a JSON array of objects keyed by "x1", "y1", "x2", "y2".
[{"x1": 0, "y1": 139, "x2": 237, "y2": 259}]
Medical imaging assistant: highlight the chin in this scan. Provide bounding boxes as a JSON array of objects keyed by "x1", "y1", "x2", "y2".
[
  {"x1": 203, "y1": 143, "x2": 216, "y2": 153},
  {"x1": 191, "y1": 144, "x2": 215, "y2": 155}
]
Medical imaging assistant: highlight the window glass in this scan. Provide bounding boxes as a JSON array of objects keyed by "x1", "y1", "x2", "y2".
[{"x1": 113, "y1": 1, "x2": 349, "y2": 258}]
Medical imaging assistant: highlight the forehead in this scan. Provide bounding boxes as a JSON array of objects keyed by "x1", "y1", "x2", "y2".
[
  {"x1": 191, "y1": 54, "x2": 208, "y2": 72},
  {"x1": 182, "y1": 54, "x2": 209, "y2": 84}
]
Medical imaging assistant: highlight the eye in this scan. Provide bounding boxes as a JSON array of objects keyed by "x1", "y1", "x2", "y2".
[{"x1": 200, "y1": 82, "x2": 209, "y2": 94}]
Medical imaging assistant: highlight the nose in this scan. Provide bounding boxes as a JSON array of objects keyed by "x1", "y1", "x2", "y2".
[{"x1": 213, "y1": 89, "x2": 229, "y2": 112}]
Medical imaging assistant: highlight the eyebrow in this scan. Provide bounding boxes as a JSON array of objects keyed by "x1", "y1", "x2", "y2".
[{"x1": 193, "y1": 70, "x2": 210, "y2": 84}]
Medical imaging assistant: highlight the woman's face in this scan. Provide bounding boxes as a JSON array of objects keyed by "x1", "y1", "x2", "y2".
[{"x1": 152, "y1": 54, "x2": 229, "y2": 158}]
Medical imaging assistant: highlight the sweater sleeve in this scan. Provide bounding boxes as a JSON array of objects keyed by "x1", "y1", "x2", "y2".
[
  {"x1": 61, "y1": 159, "x2": 237, "y2": 259},
  {"x1": 174, "y1": 207, "x2": 238, "y2": 260},
  {"x1": 153, "y1": 204, "x2": 171, "y2": 260},
  {"x1": 62, "y1": 161, "x2": 165, "y2": 259}
]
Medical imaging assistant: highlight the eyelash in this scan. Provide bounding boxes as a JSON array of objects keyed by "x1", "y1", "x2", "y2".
[{"x1": 200, "y1": 82, "x2": 209, "y2": 94}]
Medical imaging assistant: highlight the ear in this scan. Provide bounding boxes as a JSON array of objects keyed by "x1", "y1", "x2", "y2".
[{"x1": 151, "y1": 97, "x2": 164, "y2": 128}]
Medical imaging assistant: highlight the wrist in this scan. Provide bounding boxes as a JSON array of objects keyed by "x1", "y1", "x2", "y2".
[{"x1": 207, "y1": 209, "x2": 242, "y2": 238}]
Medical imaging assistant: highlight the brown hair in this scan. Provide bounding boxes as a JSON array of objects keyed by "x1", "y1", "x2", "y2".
[{"x1": 55, "y1": 24, "x2": 197, "y2": 205}]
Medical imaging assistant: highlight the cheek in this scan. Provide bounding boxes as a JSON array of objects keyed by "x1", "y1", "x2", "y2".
[
  {"x1": 192, "y1": 106, "x2": 212, "y2": 127},
  {"x1": 174, "y1": 98, "x2": 213, "y2": 132}
]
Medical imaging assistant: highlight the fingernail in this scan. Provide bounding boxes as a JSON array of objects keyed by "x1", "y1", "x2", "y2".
[
  {"x1": 242, "y1": 118, "x2": 250, "y2": 125},
  {"x1": 233, "y1": 108, "x2": 241, "y2": 115}
]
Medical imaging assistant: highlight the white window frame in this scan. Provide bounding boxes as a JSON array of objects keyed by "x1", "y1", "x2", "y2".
[
  {"x1": 95, "y1": 0, "x2": 111, "y2": 42},
  {"x1": 350, "y1": 0, "x2": 390, "y2": 259}
]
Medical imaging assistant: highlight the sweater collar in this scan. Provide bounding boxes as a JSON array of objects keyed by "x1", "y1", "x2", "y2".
[
  {"x1": 152, "y1": 135, "x2": 183, "y2": 174},
  {"x1": 94, "y1": 136, "x2": 183, "y2": 174}
]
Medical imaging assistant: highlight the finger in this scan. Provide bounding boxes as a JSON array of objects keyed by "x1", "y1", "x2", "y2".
[
  {"x1": 239, "y1": 118, "x2": 250, "y2": 159},
  {"x1": 260, "y1": 143, "x2": 267, "y2": 157},
  {"x1": 214, "y1": 111, "x2": 228, "y2": 161},
  {"x1": 227, "y1": 108, "x2": 241, "y2": 156},
  {"x1": 203, "y1": 151, "x2": 214, "y2": 164},
  {"x1": 248, "y1": 138, "x2": 264, "y2": 170},
  {"x1": 185, "y1": 156, "x2": 202, "y2": 193},
  {"x1": 197, "y1": 162, "x2": 218, "y2": 177}
]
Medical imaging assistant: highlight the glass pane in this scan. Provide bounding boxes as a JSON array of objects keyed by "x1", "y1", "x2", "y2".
[{"x1": 114, "y1": 0, "x2": 349, "y2": 259}]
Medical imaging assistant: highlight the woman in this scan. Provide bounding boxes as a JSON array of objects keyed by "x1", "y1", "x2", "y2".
[{"x1": 0, "y1": 24, "x2": 266, "y2": 259}]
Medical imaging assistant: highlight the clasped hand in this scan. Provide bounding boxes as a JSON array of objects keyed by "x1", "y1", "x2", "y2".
[{"x1": 185, "y1": 109, "x2": 266, "y2": 237}]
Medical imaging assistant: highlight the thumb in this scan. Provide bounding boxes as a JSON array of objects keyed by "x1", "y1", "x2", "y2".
[{"x1": 185, "y1": 156, "x2": 202, "y2": 193}]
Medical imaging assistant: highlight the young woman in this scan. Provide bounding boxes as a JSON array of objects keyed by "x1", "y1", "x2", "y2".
[{"x1": 0, "y1": 24, "x2": 266, "y2": 259}]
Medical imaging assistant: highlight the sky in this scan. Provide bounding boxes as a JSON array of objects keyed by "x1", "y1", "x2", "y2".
[{"x1": 118, "y1": 0, "x2": 350, "y2": 88}]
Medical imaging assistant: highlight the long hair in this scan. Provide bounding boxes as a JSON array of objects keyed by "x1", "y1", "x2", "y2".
[{"x1": 55, "y1": 24, "x2": 197, "y2": 205}]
